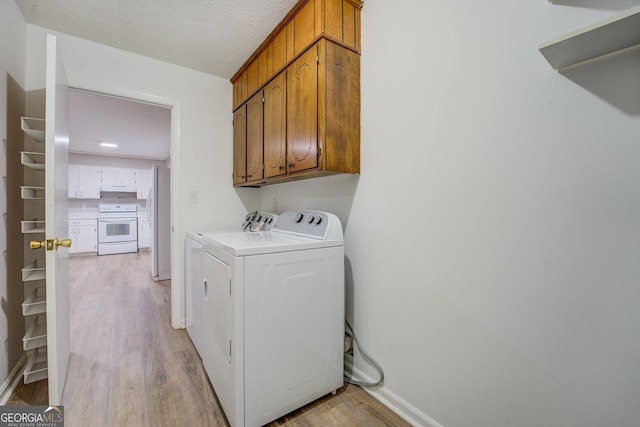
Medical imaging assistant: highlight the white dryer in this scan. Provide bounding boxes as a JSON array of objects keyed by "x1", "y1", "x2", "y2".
[
  {"x1": 201, "y1": 210, "x2": 345, "y2": 426},
  {"x1": 185, "y1": 212, "x2": 277, "y2": 360}
]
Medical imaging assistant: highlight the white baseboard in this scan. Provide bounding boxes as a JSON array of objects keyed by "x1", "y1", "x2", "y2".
[
  {"x1": 346, "y1": 361, "x2": 444, "y2": 427},
  {"x1": 0, "y1": 354, "x2": 27, "y2": 405}
]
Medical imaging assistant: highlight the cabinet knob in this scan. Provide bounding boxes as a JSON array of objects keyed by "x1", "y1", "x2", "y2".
[{"x1": 288, "y1": 162, "x2": 294, "y2": 169}]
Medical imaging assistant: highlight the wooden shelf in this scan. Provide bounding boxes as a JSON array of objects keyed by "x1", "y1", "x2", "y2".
[
  {"x1": 539, "y1": 5, "x2": 640, "y2": 69},
  {"x1": 24, "y1": 348, "x2": 48, "y2": 384},
  {"x1": 20, "y1": 117, "x2": 45, "y2": 143},
  {"x1": 21, "y1": 220, "x2": 45, "y2": 234},
  {"x1": 21, "y1": 186, "x2": 45, "y2": 200},
  {"x1": 22, "y1": 287, "x2": 46, "y2": 316},
  {"x1": 21, "y1": 152, "x2": 45, "y2": 170},
  {"x1": 23, "y1": 315, "x2": 47, "y2": 350},
  {"x1": 22, "y1": 259, "x2": 46, "y2": 282}
]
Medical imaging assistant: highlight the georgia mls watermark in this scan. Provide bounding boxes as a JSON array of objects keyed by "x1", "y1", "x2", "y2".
[{"x1": 0, "y1": 406, "x2": 64, "y2": 427}]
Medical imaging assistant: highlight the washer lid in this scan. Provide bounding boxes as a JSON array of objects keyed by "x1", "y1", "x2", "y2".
[{"x1": 201, "y1": 231, "x2": 343, "y2": 257}]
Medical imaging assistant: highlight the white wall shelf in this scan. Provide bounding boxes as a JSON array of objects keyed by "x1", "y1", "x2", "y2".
[
  {"x1": 21, "y1": 259, "x2": 46, "y2": 282},
  {"x1": 24, "y1": 348, "x2": 48, "y2": 384},
  {"x1": 20, "y1": 117, "x2": 46, "y2": 142},
  {"x1": 539, "y1": 5, "x2": 640, "y2": 69},
  {"x1": 23, "y1": 315, "x2": 47, "y2": 351},
  {"x1": 21, "y1": 152, "x2": 45, "y2": 170},
  {"x1": 21, "y1": 220, "x2": 45, "y2": 234},
  {"x1": 22, "y1": 287, "x2": 46, "y2": 316},
  {"x1": 21, "y1": 186, "x2": 45, "y2": 200}
]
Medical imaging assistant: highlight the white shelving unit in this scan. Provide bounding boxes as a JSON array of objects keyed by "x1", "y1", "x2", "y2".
[
  {"x1": 539, "y1": 4, "x2": 640, "y2": 69},
  {"x1": 23, "y1": 315, "x2": 47, "y2": 350},
  {"x1": 21, "y1": 220, "x2": 45, "y2": 234},
  {"x1": 24, "y1": 348, "x2": 48, "y2": 384},
  {"x1": 22, "y1": 287, "x2": 46, "y2": 316},
  {"x1": 21, "y1": 152, "x2": 45, "y2": 170},
  {"x1": 20, "y1": 117, "x2": 45, "y2": 143},
  {"x1": 21, "y1": 186, "x2": 45, "y2": 200},
  {"x1": 20, "y1": 116, "x2": 48, "y2": 384},
  {"x1": 21, "y1": 259, "x2": 46, "y2": 282}
]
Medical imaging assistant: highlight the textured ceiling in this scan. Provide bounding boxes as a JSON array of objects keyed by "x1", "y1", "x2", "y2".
[
  {"x1": 16, "y1": 0, "x2": 301, "y2": 160},
  {"x1": 15, "y1": 0, "x2": 299, "y2": 79}
]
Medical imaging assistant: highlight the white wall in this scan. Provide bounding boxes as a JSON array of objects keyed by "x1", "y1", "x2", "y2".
[
  {"x1": 260, "y1": 1, "x2": 640, "y2": 426},
  {"x1": 0, "y1": 0, "x2": 27, "y2": 383},
  {"x1": 25, "y1": 24, "x2": 259, "y2": 327}
]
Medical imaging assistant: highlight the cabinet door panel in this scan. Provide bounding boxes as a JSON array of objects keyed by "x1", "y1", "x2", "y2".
[
  {"x1": 246, "y1": 91, "x2": 264, "y2": 182},
  {"x1": 272, "y1": 30, "x2": 287, "y2": 75},
  {"x1": 258, "y1": 50, "x2": 268, "y2": 87},
  {"x1": 287, "y1": 48, "x2": 318, "y2": 172},
  {"x1": 233, "y1": 106, "x2": 247, "y2": 185},
  {"x1": 264, "y1": 73, "x2": 287, "y2": 178},
  {"x1": 294, "y1": 0, "x2": 315, "y2": 56}
]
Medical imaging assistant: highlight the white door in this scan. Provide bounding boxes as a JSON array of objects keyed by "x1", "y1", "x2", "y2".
[{"x1": 44, "y1": 34, "x2": 71, "y2": 405}]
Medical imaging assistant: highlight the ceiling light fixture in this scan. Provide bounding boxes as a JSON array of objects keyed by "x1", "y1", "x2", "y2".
[{"x1": 100, "y1": 142, "x2": 118, "y2": 148}]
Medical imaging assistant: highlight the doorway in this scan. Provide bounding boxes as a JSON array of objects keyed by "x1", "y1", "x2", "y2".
[{"x1": 66, "y1": 87, "x2": 176, "y2": 326}]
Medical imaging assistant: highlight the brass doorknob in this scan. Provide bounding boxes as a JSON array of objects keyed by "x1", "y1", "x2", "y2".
[
  {"x1": 55, "y1": 238, "x2": 72, "y2": 249},
  {"x1": 30, "y1": 240, "x2": 45, "y2": 250},
  {"x1": 30, "y1": 238, "x2": 72, "y2": 250}
]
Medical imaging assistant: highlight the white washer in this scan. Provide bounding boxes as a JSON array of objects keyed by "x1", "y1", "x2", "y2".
[
  {"x1": 185, "y1": 212, "x2": 277, "y2": 359},
  {"x1": 201, "y1": 210, "x2": 344, "y2": 427}
]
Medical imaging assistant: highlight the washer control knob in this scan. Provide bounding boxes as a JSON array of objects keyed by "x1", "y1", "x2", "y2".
[
  {"x1": 256, "y1": 215, "x2": 262, "y2": 222},
  {"x1": 315, "y1": 217, "x2": 323, "y2": 225},
  {"x1": 295, "y1": 213, "x2": 304, "y2": 223},
  {"x1": 307, "y1": 216, "x2": 315, "y2": 224}
]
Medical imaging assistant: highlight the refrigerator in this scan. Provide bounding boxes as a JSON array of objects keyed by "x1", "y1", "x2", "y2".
[{"x1": 148, "y1": 165, "x2": 171, "y2": 281}]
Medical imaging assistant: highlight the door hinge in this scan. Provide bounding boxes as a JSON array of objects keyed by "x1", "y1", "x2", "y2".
[
  {"x1": 262, "y1": 96, "x2": 265, "y2": 103},
  {"x1": 318, "y1": 146, "x2": 322, "y2": 157},
  {"x1": 229, "y1": 279, "x2": 232, "y2": 296},
  {"x1": 316, "y1": 54, "x2": 320, "y2": 64},
  {"x1": 229, "y1": 340, "x2": 232, "y2": 357}
]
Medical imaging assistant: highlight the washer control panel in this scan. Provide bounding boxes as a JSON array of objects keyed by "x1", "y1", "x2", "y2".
[
  {"x1": 272, "y1": 210, "x2": 339, "y2": 239},
  {"x1": 241, "y1": 212, "x2": 278, "y2": 231}
]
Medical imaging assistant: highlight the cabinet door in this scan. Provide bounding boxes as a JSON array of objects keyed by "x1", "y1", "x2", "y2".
[
  {"x1": 287, "y1": 47, "x2": 318, "y2": 172},
  {"x1": 68, "y1": 164, "x2": 79, "y2": 198},
  {"x1": 68, "y1": 224, "x2": 77, "y2": 254},
  {"x1": 135, "y1": 168, "x2": 151, "y2": 199},
  {"x1": 233, "y1": 105, "x2": 247, "y2": 185},
  {"x1": 246, "y1": 91, "x2": 264, "y2": 182},
  {"x1": 76, "y1": 224, "x2": 97, "y2": 253},
  {"x1": 137, "y1": 218, "x2": 150, "y2": 249},
  {"x1": 264, "y1": 72, "x2": 287, "y2": 178},
  {"x1": 77, "y1": 165, "x2": 101, "y2": 199}
]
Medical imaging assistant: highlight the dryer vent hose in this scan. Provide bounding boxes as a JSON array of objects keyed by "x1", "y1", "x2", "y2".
[{"x1": 344, "y1": 318, "x2": 385, "y2": 387}]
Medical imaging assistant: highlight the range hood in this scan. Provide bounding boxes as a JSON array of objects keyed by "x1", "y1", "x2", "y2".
[
  {"x1": 100, "y1": 184, "x2": 137, "y2": 199},
  {"x1": 100, "y1": 184, "x2": 137, "y2": 192}
]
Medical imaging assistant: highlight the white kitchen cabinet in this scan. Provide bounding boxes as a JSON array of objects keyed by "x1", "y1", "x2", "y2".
[
  {"x1": 135, "y1": 168, "x2": 151, "y2": 199},
  {"x1": 68, "y1": 164, "x2": 101, "y2": 199},
  {"x1": 185, "y1": 233, "x2": 204, "y2": 355},
  {"x1": 68, "y1": 219, "x2": 98, "y2": 254},
  {"x1": 101, "y1": 166, "x2": 137, "y2": 187},
  {"x1": 137, "y1": 217, "x2": 150, "y2": 249}
]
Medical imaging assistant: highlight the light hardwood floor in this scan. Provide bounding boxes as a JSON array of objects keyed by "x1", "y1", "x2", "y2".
[{"x1": 9, "y1": 252, "x2": 409, "y2": 426}]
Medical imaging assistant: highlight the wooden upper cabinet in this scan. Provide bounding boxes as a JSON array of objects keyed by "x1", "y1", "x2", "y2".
[
  {"x1": 233, "y1": 106, "x2": 247, "y2": 185},
  {"x1": 231, "y1": 0, "x2": 362, "y2": 186},
  {"x1": 287, "y1": 47, "x2": 318, "y2": 173},
  {"x1": 293, "y1": 0, "x2": 315, "y2": 57},
  {"x1": 246, "y1": 91, "x2": 264, "y2": 182},
  {"x1": 263, "y1": 73, "x2": 287, "y2": 178},
  {"x1": 231, "y1": 0, "x2": 362, "y2": 109}
]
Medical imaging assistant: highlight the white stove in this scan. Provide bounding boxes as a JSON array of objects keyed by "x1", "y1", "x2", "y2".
[
  {"x1": 199, "y1": 210, "x2": 344, "y2": 426},
  {"x1": 97, "y1": 203, "x2": 138, "y2": 255}
]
